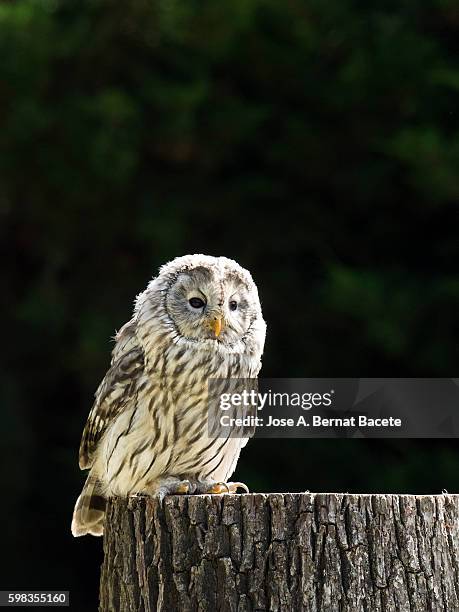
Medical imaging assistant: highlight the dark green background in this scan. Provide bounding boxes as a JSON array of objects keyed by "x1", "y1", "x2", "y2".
[{"x1": 2, "y1": 0, "x2": 458, "y2": 608}]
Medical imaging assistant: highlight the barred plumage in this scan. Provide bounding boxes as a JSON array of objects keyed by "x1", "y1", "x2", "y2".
[{"x1": 72, "y1": 254, "x2": 266, "y2": 537}]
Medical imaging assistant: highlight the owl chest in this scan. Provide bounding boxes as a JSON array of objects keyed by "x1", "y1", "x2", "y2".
[
  {"x1": 164, "y1": 347, "x2": 253, "y2": 388},
  {"x1": 142, "y1": 348, "x2": 253, "y2": 418}
]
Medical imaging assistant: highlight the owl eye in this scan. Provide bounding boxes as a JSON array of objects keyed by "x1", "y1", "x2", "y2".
[
  {"x1": 229, "y1": 300, "x2": 238, "y2": 311},
  {"x1": 189, "y1": 297, "x2": 205, "y2": 309}
]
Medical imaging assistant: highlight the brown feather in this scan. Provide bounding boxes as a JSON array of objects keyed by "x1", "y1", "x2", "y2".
[{"x1": 78, "y1": 324, "x2": 144, "y2": 469}]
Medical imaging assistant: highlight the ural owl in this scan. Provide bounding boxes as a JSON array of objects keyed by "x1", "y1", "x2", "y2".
[{"x1": 71, "y1": 254, "x2": 266, "y2": 536}]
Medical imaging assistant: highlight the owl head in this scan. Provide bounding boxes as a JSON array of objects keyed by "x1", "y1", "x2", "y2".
[{"x1": 136, "y1": 254, "x2": 266, "y2": 356}]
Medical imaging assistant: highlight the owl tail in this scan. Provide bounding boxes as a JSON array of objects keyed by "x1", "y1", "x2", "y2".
[{"x1": 71, "y1": 474, "x2": 106, "y2": 537}]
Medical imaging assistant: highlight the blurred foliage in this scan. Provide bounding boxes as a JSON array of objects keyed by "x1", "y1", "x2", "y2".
[{"x1": 1, "y1": 0, "x2": 459, "y2": 607}]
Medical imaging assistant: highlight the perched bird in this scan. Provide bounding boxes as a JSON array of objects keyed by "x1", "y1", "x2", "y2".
[{"x1": 71, "y1": 254, "x2": 266, "y2": 536}]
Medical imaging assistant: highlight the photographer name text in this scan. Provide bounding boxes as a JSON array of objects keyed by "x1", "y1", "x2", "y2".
[{"x1": 219, "y1": 415, "x2": 402, "y2": 428}]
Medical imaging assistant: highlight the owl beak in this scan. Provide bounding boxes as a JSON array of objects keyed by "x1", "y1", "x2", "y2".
[{"x1": 210, "y1": 316, "x2": 223, "y2": 337}]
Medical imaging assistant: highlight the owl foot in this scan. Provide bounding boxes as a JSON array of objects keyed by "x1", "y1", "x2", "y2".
[
  {"x1": 155, "y1": 477, "x2": 197, "y2": 503},
  {"x1": 134, "y1": 478, "x2": 249, "y2": 505},
  {"x1": 196, "y1": 481, "x2": 249, "y2": 494}
]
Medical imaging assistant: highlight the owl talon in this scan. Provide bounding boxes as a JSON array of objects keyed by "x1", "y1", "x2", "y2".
[
  {"x1": 175, "y1": 480, "x2": 194, "y2": 494},
  {"x1": 155, "y1": 478, "x2": 196, "y2": 503},
  {"x1": 227, "y1": 481, "x2": 250, "y2": 494},
  {"x1": 205, "y1": 482, "x2": 230, "y2": 494},
  {"x1": 197, "y1": 480, "x2": 249, "y2": 494}
]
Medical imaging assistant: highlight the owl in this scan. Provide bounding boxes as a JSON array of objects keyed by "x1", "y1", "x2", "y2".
[{"x1": 71, "y1": 254, "x2": 266, "y2": 536}]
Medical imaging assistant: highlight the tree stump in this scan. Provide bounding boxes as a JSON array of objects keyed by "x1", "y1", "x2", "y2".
[{"x1": 99, "y1": 493, "x2": 459, "y2": 611}]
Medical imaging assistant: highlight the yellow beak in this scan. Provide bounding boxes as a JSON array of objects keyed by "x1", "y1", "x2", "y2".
[{"x1": 210, "y1": 317, "x2": 223, "y2": 337}]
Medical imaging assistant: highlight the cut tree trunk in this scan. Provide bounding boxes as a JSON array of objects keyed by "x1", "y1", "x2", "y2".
[{"x1": 99, "y1": 493, "x2": 459, "y2": 611}]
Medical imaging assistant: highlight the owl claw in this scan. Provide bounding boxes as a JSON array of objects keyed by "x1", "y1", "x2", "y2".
[
  {"x1": 155, "y1": 478, "x2": 197, "y2": 504},
  {"x1": 152, "y1": 478, "x2": 249, "y2": 500},
  {"x1": 197, "y1": 481, "x2": 249, "y2": 494},
  {"x1": 174, "y1": 480, "x2": 195, "y2": 494},
  {"x1": 205, "y1": 482, "x2": 230, "y2": 494},
  {"x1": 227, "y1": 481, "x2": 250, "y2": 494}
]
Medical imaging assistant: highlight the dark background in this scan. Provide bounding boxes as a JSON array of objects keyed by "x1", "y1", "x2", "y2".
[{"x1": 2, "y1": 0, "x2": 459, "y2": 609}]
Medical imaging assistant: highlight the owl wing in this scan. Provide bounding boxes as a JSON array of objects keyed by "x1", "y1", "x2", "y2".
[{"x1": 78, "y1": 321, "x2": 145, "y2": 470}]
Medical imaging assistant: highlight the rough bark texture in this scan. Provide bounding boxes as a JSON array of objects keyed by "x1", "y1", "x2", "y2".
[{"x1": 99, "y1": 493, "x2": 459, "y2": 611}]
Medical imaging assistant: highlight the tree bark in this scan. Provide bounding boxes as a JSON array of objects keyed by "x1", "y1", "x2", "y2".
[{"x1": 99, "y1": 493, "x2": 459, "y2": 611}]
